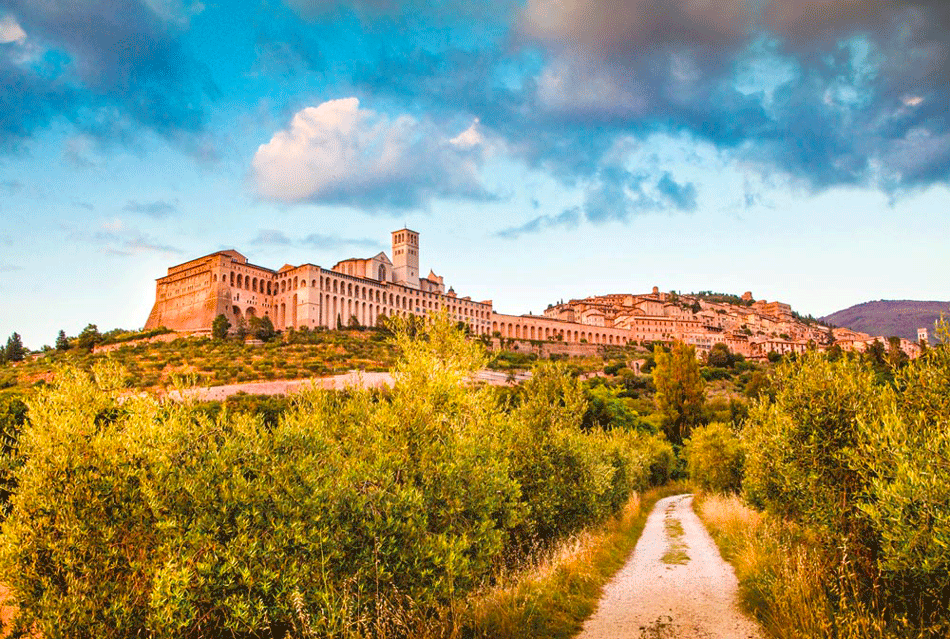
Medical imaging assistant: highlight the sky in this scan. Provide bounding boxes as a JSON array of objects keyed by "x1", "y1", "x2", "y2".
[{"x1": 1, "y1": 0, "x2": 949, "y2": 348}]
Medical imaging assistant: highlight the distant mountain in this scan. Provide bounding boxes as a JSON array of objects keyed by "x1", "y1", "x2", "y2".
[{"x1": 821, "y1": 300, "x2": 950, "y2": 343}]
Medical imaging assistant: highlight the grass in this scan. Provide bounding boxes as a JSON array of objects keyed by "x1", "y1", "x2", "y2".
[
  {"x1": 695, "y1": 492, "x2": 895, "y2": 639},
  {"x1": 0, "y1": 329, "x2": 399, "y2": 396},
  {"x1": 661, "y1": 510, "x2": 689, "y2": 565},
  {"x1": 457, "y1": 483, "x2": 687, "y2": 639}
]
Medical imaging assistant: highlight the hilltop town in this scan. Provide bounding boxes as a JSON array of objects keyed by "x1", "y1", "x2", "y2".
[{"x1": 145, "y1": 228, "x2": 925, "y2": 361}]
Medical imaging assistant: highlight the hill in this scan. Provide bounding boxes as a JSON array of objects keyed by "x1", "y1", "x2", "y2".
[{"x1": 821, "y1": 300, "x2": 949, "y2": 343}]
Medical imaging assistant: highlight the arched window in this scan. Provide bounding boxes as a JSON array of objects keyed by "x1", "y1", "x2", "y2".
[
  {"x1": 378, "y1": 265, "x2": 385, "y2": 281},
  {"x1": 281, "y1": 280, "x2": 286, "y2": 293},
  {"x1": 294, "y1": 277, "x2": 298, "y2": 289},
  {"x1": 333, "y1": 280, "x2": 338, "y2": 293},
  {"x1": 347, "y1": 283, "x2": 353, "y2": 296},
  {"x1": 230, "y1": 272, "x2": 235, "y2": 286},
  {"x1": 301, "y1": 279, "x2": 307, "y2": 288},
  {"x1": 252, "y1": 278, "x2": 257, "y2": 293},
  {"x1": 236, "y1": 274, "x2": 243, "y2": 289}
]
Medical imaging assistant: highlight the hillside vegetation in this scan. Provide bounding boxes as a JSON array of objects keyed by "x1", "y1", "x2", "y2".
[
  {"x1": 0, "y1": 328, "x2": 399, "y2": 396},
  {"x1": 0, "y1": 317, "x2": 677, "y2": 638},
  {"x1": 822, "y1": 299, "x2": 949, "y2": 342},
  {"x1": 690, "y1": 320, "x2": 950, "y2": 639}
]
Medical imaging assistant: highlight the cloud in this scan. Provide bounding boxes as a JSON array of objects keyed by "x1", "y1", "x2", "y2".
[
  {"x1": 252, "y1": 97, "x2": 496, "y2": 211},
  {"x1": 0, "y1": 262, "x2": 22, "y2": 272},
  {"x1": 0, "y1": 14, "x2": 25, "y2": 43},
  {"x1": 250, "y1": 229, "x2": 381, "y2": 251},
  {"x1": 301, "y1": 233, "x2": 381, "y2": 250},
  {"x1": 0, "y1": 180, "x2": 22, "y2": 193},
  {"x1": 494, "y1": 207, "x2": 580, "y2": 239},
  {"x1": 251, "y1": 229, "x2": 292, "y2": 246},
  {"x1": 123, "y1": 199, "x2": 178, "y2": 218},
  {"x1": 68, "y1": 219, "x2": 183, "y2": 256},
  {"x1": 0, "y1": 1, "x2": 217, "y2": 152},
  {"x1": 343, "y1": 0, "x2": 950, "y2": 195}
]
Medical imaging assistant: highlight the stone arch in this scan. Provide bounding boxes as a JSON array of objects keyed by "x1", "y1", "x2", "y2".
[
  {"x1": 232, "y1": 305, "x2": 242, "y2": 319},
  {"x1": 347, "y1": 283, "x2": 353, "y2": 296},
  {"x1": 236, "y1": 274, "x2": 243, "y2": 289},
  {"x1": 292, "y1": 294, "x2": 298, "y2": 327},
  {"x1": 333, "y1": 280, "x2": 338, "y2": 293}
]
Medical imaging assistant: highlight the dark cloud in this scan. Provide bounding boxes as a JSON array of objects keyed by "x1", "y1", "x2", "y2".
[
  {"x1": 0, "y1": 0, "x2": 217, "y2": 152},
  {"x1": 494, "y1": 207, "x2": 580, "y2": 239},
  {"x1": 123, "y1": 199, "x2": 178, "y2": 218},
  {"x1": 345, "y1": 0, "x2": 950, "y2": 197}
]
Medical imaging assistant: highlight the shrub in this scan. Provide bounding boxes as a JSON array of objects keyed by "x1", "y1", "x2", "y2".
[
  {"x1": 0, "y1": 317, "x2": 669, "y2": 638},
  {"x1": 683, "y1": 422, "x2": 743, "y2": 493}
]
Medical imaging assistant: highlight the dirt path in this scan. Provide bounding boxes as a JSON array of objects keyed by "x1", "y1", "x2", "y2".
[
  {"x1": 164, "y1": 369, "x2": 532, "y2": 401},
  {"x1": 578, "y1": 494, "x2": 761, "y2": 639}
]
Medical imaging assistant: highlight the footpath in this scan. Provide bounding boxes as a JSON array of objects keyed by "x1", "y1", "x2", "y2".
[{"x1": 578, "y1": 494, "x2": 761, "y2": 639}]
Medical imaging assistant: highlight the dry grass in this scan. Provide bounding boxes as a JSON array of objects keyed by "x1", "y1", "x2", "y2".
[
  {"x1": 695, "y1": 493, "x2": 896, "y2": 639},
  {"x1": 457, "y1": 484, "x2": 687, "y2": 639}
]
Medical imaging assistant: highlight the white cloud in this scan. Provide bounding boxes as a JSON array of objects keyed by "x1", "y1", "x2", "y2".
[
  {"x1": 450, "y1": 118, "x2": 484, "y2": 149},
  {"x1": 251, "y1": 98, "x2": 494, "y2": 210},
  {"x1": 0, "y1": 14, "x2": 26, "y2": 44}
]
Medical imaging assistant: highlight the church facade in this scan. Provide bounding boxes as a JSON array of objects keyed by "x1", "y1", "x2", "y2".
[{"x1": 145, "y1": 229, "x2": 494, "y2": 335}]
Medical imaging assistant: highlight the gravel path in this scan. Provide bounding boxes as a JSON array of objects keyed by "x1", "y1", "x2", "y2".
[
  {"x1": 163, "y1": 369, "x2": 533, "y2": 401},
  {"x1": 578, "y1": 494, "x2": 761, "y2": 639}
]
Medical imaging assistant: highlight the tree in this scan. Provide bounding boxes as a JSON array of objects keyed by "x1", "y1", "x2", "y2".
[
  {"x1": 348, "y1": 315, "x2": 361, "y2": 330},
  {"x1": 211, "y1": 314, "x2": 231, "y2": 340},
  {"x1": 707, "y1": 342, "x2": 733, "y2": 368},
  {"x1": 235, "y1": 317, "x2": 248, "y2": 341},
  {"x1": 5, "y1": 333, "x2": 25, "y2": 362},
  {"x1": 887, "y1": 336, "x2": 909, "y2": 369},
  {"x1": 77, "y1": 324, "x2": 102, "y2": 351},
  {"x1": 55, "y1": 330, "x2": 70, "y2": 351},
  {"x1": 254, "y1": 315, "x2": 276, "y2": 342},
  {"x1": 652, "y1": 341, "x2": 705, "y2": 446}
]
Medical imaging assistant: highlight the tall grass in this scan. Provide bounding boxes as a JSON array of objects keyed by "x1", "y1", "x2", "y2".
[
  {"x1": 458, "y1": 484, "x2": 686, "y2": 639},
  {"x1": 696, "y1": 493, "x2": 896, "y2": 639}
]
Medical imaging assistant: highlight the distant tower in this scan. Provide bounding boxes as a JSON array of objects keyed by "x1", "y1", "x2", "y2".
[
  {"x1": 918, "y1": 327, "x2": 929, "y2": 344},
  {"x1": 392, "y1": 228, "x2": 420, "y2": 289}
]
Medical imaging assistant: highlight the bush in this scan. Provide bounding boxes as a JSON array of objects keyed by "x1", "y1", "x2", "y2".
[
  {"x1": 0, "y1": 317, "x2": 667, "y2": 638},
  {"x1": 683, "y1": 422, "x2": 743, "y2": 493},
  {"x1": 742, "y1": 339, "x2": 950, "y2": 636}
]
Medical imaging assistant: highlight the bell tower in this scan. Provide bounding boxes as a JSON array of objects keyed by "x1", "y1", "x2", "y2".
[{"x1": 392, "y1": 228, "x2": 420, "y2": 289}]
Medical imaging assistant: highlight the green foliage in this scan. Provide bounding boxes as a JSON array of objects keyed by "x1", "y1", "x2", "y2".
[
  {"x1": 249, "y1": 314, "x2": 276, "y2": 342},
  {"x1": 684, "y1": 422, "x2": 743, "y2": 493},
  {"x1": 77, "y1": 323, "x2": 102, "y2": 350},
  {"x1": 235, "y1": 316, "x2": 248, "y2": 341},
  {"x1": 707, "y1": 342, "x2": 733, "y2": 368},
  {"x1": 0, "y1": 317, "x2": 666, "y2": 638},
  {"x1": 211, "y1": 313, "x2": 230, "y2": 340},
  {"x1": 742, "y1": 334, "x2": 950, "y2": 636},
  {"x1": 55, "y1": 330, "x2": 70, "y2": 351},
  {"x1": 652, "y1": 341, "x2": 705, "y2": 446},
  {"x1": 4, "y1": 333, "x2": 25, "y2": 362}
]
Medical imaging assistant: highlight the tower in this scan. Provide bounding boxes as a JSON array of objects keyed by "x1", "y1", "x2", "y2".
[
  {"x1": 392, "y1": 228, "x2": 420, "y2": 289},
  {"x1": 919, "y1": 327, "x2": 929, "y2": 344}
]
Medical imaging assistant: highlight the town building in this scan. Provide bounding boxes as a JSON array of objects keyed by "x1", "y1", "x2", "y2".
[
  {"x1": 145, "y1": 229, "x2": 493, "y2": 335},
  {"x1": 145, "y1": 231, "x2": 924, "y2": 362}
]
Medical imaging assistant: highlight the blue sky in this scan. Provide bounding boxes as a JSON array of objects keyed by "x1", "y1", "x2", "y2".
[{"x1": 1, "y1": 0, "x2": 949, "y2": 348}]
